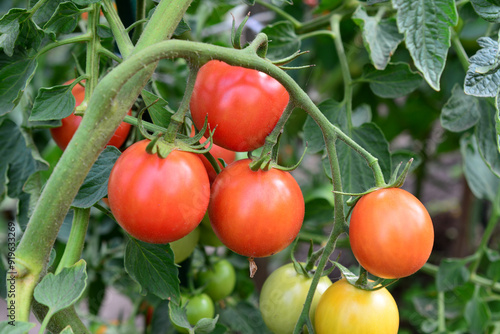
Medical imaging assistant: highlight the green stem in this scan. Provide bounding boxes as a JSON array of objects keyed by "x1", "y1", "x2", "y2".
[
  {"x1": 37, "y1": 34, "x2": 92, "y2": 57},
  {"x1": 331, "y1": 14, "x2": 353, "y2": 128},
  {"x1": 421, "y1": 263, "x2": 500, "y2": 292},
  {"x1": 38, "y1": 310, "x2": 53, "y2": 334},
  {"x1": 451, "y1": 31, "x2": 469, "y2": 72},
  {"x1": 28, "y1": 0, "x2": 48, "y2": 16},
  {"x1": 102, "y1": 0, "x2": 134, "y2": 58},
  {"x1": 298, "y1": 30, "x2": 335, "y2": 41},
  {"x1": 124, "y1": 115, "x2": 168, "y2": 133},
  {"x1": 55, "y1": 208, "x2": 90, "y2": 275},
  {"x1": 293, "y1": 134, "x2": 346, "y2": 334},
  {"x1": 164, "y1": 65, "x2": 199, "y2": 143},
  {"x1": 469, "y1": 189, "x2": 500, "y2": 275},
  {"x1": 12, "y1": 0, "x2": 191, "y2": 323},
  {"x1": 99, "y1": 46, "x2": 122, "y2": 63},
  {"x1": 438, "y1": 291, "x2": 446, "y2": 332},
  {"x1": 254, "y1": 0, "x2": 302, "y2": 29}
]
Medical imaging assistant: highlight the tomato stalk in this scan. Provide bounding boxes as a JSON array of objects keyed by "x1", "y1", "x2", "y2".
[
  {"x1": 10, "y1": 0, "x2": 192, "y2": 323},
  {"x1": 102, "y1": 0, "x2": 134, "y2": 58}
]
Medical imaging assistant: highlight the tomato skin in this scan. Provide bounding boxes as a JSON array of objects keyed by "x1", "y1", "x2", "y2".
[
  {"x1": 259, "y1": 263, "x2": 332, "y2": 334},
  {"x1": 196, "y1": 259, "x2": 236, "y2": 301},
  {"x1": 170, "y1": 227, "x2": 200, "y2": 263},
  {"x1": 314, "y1": 279, "x2": 399, "y2": 334},
  {"x1": 190, "y1": 60, "x2": 289, "y2": 152},
  {"x1": 50, "y1": 80, "x2": 132, "y2": 150},
  {"x1": 208, "y1": 159, "x2": 304, "y2": 257},
  {"x1": 349, "y1": 188, "x2": 434, "y2": 279},
  {"x1": 173, "y1": 294, "x2": 215, "y2": 333},
  {"x1": 107, "y1": 140, "x2": 210, "y2": 244}
]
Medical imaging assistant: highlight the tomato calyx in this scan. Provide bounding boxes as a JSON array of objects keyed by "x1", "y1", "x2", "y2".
[
  {"x1": 290, "y1": 239, "x2": 335, "y2": 279},
  {"x1": 247, "y1": 141, "x2": 308, "y2": 172},
  {"x1": 334, "y1": 261, "x2": 399, "y2": 292}
]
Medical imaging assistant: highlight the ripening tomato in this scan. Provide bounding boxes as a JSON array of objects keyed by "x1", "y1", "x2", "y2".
[
  {"x1": 190, "y1": 60, "x2": 289, "y2": 152},
  {"x1": 107, "y1": 140, "x2": 210, "y2": 243},
  {"x1": 314, "y1": 279, "x2": 399, "y2": 334},
  {"x1": 208, "y1": 159, "x2": 304, "y2": 257},
  {"x1": 349, "y1": 188, "x2": 434, "y2": 279},
  {"x1": 259, "y1": 263, "x2": 332, "y2": 334},
  {"x1": 50, "y1": 80, "x2": 132, "y2": 150}
]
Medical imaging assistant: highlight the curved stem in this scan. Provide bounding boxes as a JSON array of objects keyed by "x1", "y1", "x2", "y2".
[
  {"x1": 132, "y1": 0, "x2": 147, "y2": 43},
  {"x1": 437, "y1": 291, "x2": 446, "y2": 332},
  {"x1": 99, "y1": 46, "x2": 122, "y2": 63},
  {"x1": 55, "y1": 208, "x2": 90, "y2": 275},
  {"x1": 451, "y1": 31, "x2": 469, "y2": 72},
  {"x1": 37, "y1": 34, "x2": 92, "y2": 57},
  {"x1": 254, "y1": 0, "x2": 302, "y2": 29}
]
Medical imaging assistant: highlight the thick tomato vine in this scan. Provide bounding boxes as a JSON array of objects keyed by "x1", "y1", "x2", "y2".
[
  {"x1": 190, "y1": 60, "x2": 289, "y2": 152},
  {"x1": 314, "y1": 279, "x2": 399, "y2": 334},
  {"x1": 107, "y1": 140, "x2": 210, "y2": 244},
  {"x1": 349, "y1": 188, "x2": 434, "y2": 279},
  {"x1": 50, "y1": 80, "x2": 132, "y2": 150},
  {"x1": 208, "y1": 159, "x2": 304, "y2": 257}
]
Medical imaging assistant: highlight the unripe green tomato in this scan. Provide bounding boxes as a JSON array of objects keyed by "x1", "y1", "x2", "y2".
[
  {"x1": 170, "y1": 227, "x2": 200, "y2": 263},
  {"x1": 199, "y1": 223, "x2": 224, "y2": 247},
  {"x1": 173, "y1": 293, "x2": 215, "y2": 333},
  {"x1": 259, "y1": 263, "x2": 332, "y2": 334},
  {"x1": 196, "y1": 259, "x2": 236, "y2": 301},
  {"x1": 314, "y1": 279, "x2": 399, "y2": 334}
]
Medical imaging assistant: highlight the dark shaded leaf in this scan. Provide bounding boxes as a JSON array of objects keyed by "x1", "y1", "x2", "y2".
[
  {"x1": 30, "y1": 84, "x2": 76, "y2": 121},
  {"x1": 441, "y1": 84, "x2": 480, "y2": 132},
  {"x1": 261, "y1": 21, "x2": 300, "y2": 61},
  {"x1": 360, "y1": 63, "x2": 423, "y2": 98},
  {"x1": 436, "y1": 258, "x2": 470, "y2": 292}
]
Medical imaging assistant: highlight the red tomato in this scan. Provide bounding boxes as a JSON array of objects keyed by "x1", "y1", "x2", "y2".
[
  {"x1": 349, "y1": 188, "x2": 434, "y2": 278},
  {"x1": 208, "y1": 159, "x2": 304, "y2": 257},
  {"x1": 190, "y1": 60, "x2": 289, "y2": 152},
  {"x1": 107, "y1": 140, "x2": 210, "y2": 244},
  {"x1": 50, "y1": 80, "x2": 132, "y2": 150}
]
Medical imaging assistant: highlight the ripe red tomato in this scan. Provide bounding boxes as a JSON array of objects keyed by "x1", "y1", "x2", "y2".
[
  {"x1": 208, "y1": 159, "x2": 304, "y2": 257},
  {"x1": 259, "y1": 263, "x2": 332, "y2": 334},
  {"x1": 349, "y1": 188, "x2": 434, "y2": 279},
  {"x1": 314, "y1": 279, "x2": 399, "y2": 334},
  {"x1": 50, "y1": 80, "x2": 132, "y2": 150},
  {"x1": 190, "y1": 60, "x2": 289, "y2": 152},
  {"x1": 107, "y1": 140, "x2": 210, "y2": 244}
]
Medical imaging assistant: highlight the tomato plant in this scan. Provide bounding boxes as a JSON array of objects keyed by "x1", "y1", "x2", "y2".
[
  {"x1": 190, "y1": 60, "x2": 289, "y2": 152},
  {"x1": 349, "y1": 188, "x2": 434, "y2": 279},
  {"x1": 199, "y1": 143, "x2": 236, "y2": 183},
  {"x1": 107, "y1": 140, "x2": 210, "y2": 243},
  {"x1": 50, "y1": 80, "x2": 132, "y2": 150},
  {"x1": 314, "y1": 279, "x2": 399, "y2": 334},
  {"x1": 196, "y1": 259, "x2": 236, "y2": 301},
  {"x1": 208, "y1": 159, "x2": 304, "y2": 257},
  {"x1": 259, "y1": 263, "x2": 332, "y2": 334}
]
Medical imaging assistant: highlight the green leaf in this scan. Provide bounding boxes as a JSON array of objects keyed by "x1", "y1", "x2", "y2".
[
  {"x1": 470, "y1": 0, "x2": 500, "y2": 22},
  {"x1": 60, "y1": 326, "x2": 75, "y2": 334},
  {"x1": 218, "y1": 301, "x2": 271, "y2": 334},
  {"x1": 391, "y1": 149, "x2": 421, "y2": 174},
  {"x1": 476, "y1": 99, "x2": 500, "y2": 177},
  {"x1": 331, "y1": 123, "x2": 392, "y2": 193},
  {"x1": 440, "y1": 84, "x2": 480, "y2": 132},
  {"x1": 72, "y1": 146, "x2": 121, "y2": 208},
  {"x1": 141, "y1": 89, "x2": 172, "y2": 129},
  {"x1": 72, "y1": 0, "x2": 101, "y2": 5},
  {"x1": 30, "y1": 84, "x2": 76, "y2": 121},
  {"x1": 465, "y1": 296, "x2": 491, "y2": 334},
  {"x1": 44, "y1": 2, "x2": 80, "y2": 38},
  {"x1": 194, "y1": 315, "x2": 220, "y2": 334},
  {"x1": 332, "y1": 261, "x2": 358, "y2": 285},
  {"x1": 436, "y1": 258, "x2": 470, "y2": 292},
  {"x1": 174, "y1": 18, "x2": 191, "y2": 36},
  {"x1": 0, "y1": 119, "x2": 39, "y2": 198},
  {"x1": 261, "y1": 21, "x2": 300, "y2": 61},
  {"x1": 303, "y1": 99, "x2": 347, "y2": 153},
  {"x1": 460, "y1": 134, "x2": 500, "y2": 202},
  {"x1": 33, "y1": 260, "x2": 87, "y2": 314},
  {"x1": 359, "y1": 63, "x2": 423, "y2": 98},
  {"x1": 32, "y1": 0, "x2": 61, "y2": 26},
  {"x1": 0, "y1": 50, "x2": 37, "y2": 116},
  {"x1": 168, "y1": 300, "x2": 192, "y2": 333},
  {"x1": 0, "y1": 321, "x2": 36, "y2": 333},
  {"x1": 464, "y1": 37, "x2": 500, "y2": 97},
  {"x1": 352, "y1": 6, "x2": 404, "y2": 70},
  {"x1": 393, "y1": 0, "x2": 458, "y2": 91},
  {"x1": 124, "y1": 239, "x2": 180, "y2": 302},
  {"x1": 496, "y1": 93, "x2": 500, "y2": 154},
  {"x1": 0, "y1": 8, "x2": 27, "y2": 57}
]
